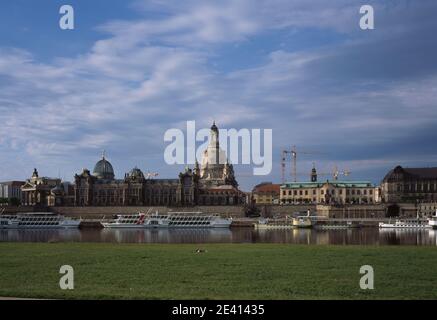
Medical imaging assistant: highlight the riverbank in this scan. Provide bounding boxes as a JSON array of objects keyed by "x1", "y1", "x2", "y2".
[{"x1": 1, "y1": 243, "x2": 437, "y2": 299}]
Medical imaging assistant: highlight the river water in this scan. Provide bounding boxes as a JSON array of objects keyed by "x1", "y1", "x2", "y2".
[{"x1": 1, "y1": 228, "x2": 437, "y2": 246}]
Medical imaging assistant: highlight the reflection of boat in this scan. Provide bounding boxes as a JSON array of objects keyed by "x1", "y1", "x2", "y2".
[
  {"x1": 254, "y1": 218, "x2": 294, "y2": 230},
  {"x1": 316, "y1": 221, "x2": 362, "y2": 230},
  {"x1": 0, "y1": 213, "x2": 81, "y2": 229},
  {"x1": 428, "y1": 210, "x2": 437, "y2": 229},
  {"x1": 102, "y1": 212, "x2": 232, "y2": 229}
]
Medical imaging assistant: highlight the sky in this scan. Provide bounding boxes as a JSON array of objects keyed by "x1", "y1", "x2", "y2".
[{"x1": 0, "y1": 0, "x2": 437, "y2": 191}]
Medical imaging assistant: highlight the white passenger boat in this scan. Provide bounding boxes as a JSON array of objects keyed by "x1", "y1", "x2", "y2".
[
  {"x1": 292, "y1": 210, "x2": 314, "y2": 228},
  {"x1": 0, "y1": 213, "x2": 81, "y2": 229},
  {"x1": 379, "y1": 209, "x2": 431, "y2": 229},
  {"x1": 378, "y1": 219, "x2": 431, "y2": 229},
  {"x1": 101, "y1": 212, "x2": 232, "y2": 229},
  {"x1": 428, "y1": 210, "x2": 437, "y2": 229}
]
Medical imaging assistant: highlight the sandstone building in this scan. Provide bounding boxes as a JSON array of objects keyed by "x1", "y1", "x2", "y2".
[
  {"x1": 280, "y1": 180, "x2": 378, "y2": 205},
  {"x1": 252, "y1": 182, "x2": 281, "y2": 204},
  {"x1": 381, "y1": 165, "x2": 437, "y2": 203},
  {"x1": 22, "y1": 123, "x2": 245, "y2": 207}
]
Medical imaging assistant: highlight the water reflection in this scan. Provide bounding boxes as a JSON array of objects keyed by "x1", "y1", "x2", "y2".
[{"x1": 1, "y1": 228, "x2": 437, "y2": 245}]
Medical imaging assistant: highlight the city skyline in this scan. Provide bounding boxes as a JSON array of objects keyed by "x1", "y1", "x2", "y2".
[{"x1": 1, "y1": 1, "x2": 437, "y2": 190}]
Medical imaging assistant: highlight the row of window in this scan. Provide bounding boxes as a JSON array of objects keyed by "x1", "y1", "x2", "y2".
[
  {"x1": 281, "y1": 189, "x2": 374, "y2": 196},
  {"x1": 281, "y1": 198, "x2": 374, "y2": 204},
  {"x1": 398, "y1": 184, "x2": 437, "y2": 192}
]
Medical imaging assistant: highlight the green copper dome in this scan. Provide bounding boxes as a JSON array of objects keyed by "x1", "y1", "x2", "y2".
[{"x1": 93, "y1": 155, "x2": 115, "y2": 180}]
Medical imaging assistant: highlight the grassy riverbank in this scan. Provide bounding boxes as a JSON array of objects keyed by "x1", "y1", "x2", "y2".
[{"x1": 0, "y1": 243, "x2": 436, "y2": 299}]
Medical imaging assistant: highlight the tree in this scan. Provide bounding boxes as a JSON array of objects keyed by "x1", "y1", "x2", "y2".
[
  {"x1": 244, "y1": 202, "x2": 260, "y2": 218},
  {"x1": 10, "y1": 197, "x2": 21, "y2": 206}
]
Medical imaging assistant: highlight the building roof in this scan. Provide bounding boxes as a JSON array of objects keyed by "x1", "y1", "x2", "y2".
[
  {"x1": 128, "y1": 167, "x2": 145, "y2": 180},
  {"x1": 0, "y1": 181, "x2": 25, "y2": 186},
  {"x1": 93, "y1": 156, "x2": 115, "y2": 180},
  {"x1": 281, "y1": 180, "x2": 374, "y2": 189},
  {"x1": 383, "y1": 165, "x2": 437, "y2": 182},
  {"x1": 252, "y1": 183, "x2": 280, "y2": 193}
]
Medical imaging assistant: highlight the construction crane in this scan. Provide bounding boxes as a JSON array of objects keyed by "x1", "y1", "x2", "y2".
[
  {"x1": 332, "y1": 165, "x2": 351, "y2": 180},
  {"x1": 281, "y1": 146, "x2": 325, "y2": 183},
  {"x1": 145, "y1": 172, "x2": 159, "y2": 179},
  {"x1": 311, "y1": 164, "x2": 351, "y2": 181}
]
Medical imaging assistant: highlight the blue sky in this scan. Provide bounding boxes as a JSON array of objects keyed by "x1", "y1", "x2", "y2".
[{"x1": 0, "y1": 0, "x2": 437, "y2": 191}]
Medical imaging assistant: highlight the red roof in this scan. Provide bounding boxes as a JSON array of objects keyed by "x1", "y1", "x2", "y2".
[{"x1": 252, "y1": 183, "x2": 280, "y2": 194}]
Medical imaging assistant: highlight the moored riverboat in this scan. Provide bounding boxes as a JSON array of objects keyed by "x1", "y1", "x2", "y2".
[
  {"x1": 101, "y1": 212, "x2": 232, "y2": 229},
  {"x1": 428, "y1": 210, "x2": 437, "y2": 229},
  {"x1": 0, "y1": 212, "x2": 81, "y2": 229},
  {"x1": 378, "y1": 218, "x2": 431, "y2": 229}
]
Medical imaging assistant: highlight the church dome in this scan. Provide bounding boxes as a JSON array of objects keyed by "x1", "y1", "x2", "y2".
[{"x1": 93, "y1": 155, "x2": 115, "y2": 180}]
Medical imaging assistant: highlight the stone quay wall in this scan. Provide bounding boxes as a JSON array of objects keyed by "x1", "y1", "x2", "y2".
[
  {"x1": 49, "y1": 206, "x2": 247, "y2": 218},
  {"x1": 3, "y1": 202, "x2": 421, "y2": 219}
]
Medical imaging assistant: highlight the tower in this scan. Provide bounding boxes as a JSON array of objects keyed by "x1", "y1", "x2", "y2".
[
  {"x1": 200, "y1": 122, "x2": 229, "y2": 185},
  {"x1": 311, "y1": 163, "x2": 317, "y2": 182}
]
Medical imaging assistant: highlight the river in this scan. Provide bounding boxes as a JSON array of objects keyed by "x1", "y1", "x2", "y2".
[{"x1": 1, "y1": 228, "x2": 437, "y2": 245}]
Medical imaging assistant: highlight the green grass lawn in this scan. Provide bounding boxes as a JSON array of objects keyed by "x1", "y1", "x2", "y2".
[{"x1": 0, "y1": 243, "x2": 436, "y2": 299}]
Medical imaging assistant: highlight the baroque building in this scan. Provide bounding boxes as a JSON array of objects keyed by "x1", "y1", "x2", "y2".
[
  {"x1": 21, "y1": 169, "x2": 61, "y2": 206},
  {"x1": 280, "y1": 180, "x2": 378, "y2": 205},
  {"x1": 381, "y1": 165, "x2": 437, "y2": 203},
  {"x1": 72, "y1": 122, "x2": 245, "y2": 207},
  {"x1": 252, "y1": 182, "x2": 281, "y2": 204},
  {"x1": 21, "y1": 168, "x2": 75, "y2": 207},
  {"x1": 73, "y1": 156, "x2": 195, "y2": 206}
]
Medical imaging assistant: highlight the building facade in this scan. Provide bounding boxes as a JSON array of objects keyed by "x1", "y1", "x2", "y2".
[
  {"x1": 21, "y1": 169, "x2": 63, "y2": 206},
  {"x1": 280, "y1": 180, "x2": 378, "y2": 205},
  {"x1": 73, "y1": 164, "x2": 197, "y2": 207},
  {"x1": 252, "y1": 182, "x2": 281, "y2": 204},
  {"x1": 381, "y1": 165, "x2": 437, "y2": 203},
  {"x1": 0, "y1": 181, "x2": 25, "y2": 204},
  {"x1": 73, "y1": 122, "x2": 245, "y2": 207}
]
